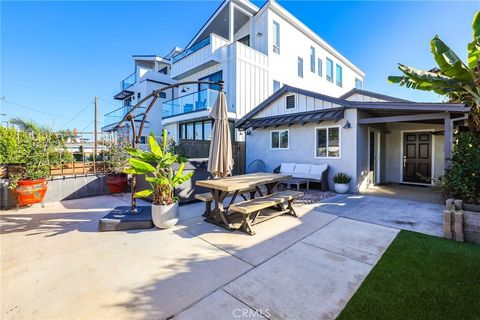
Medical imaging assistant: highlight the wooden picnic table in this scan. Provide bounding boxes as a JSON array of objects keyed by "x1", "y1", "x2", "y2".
[{"x1": 196, "y1": 173, "x2": 291, "y2": 231}]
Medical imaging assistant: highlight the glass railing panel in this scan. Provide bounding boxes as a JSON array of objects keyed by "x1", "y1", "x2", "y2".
[
  {"x1": 172, "y1": 36, "x2": 211, "y2": 63},
  {"x1": 121, "y1": 72, "x2": 136, "y2": 90},
  {"x1": 162, "y1": 88, "x2": 219, "y2": 118},
  {"x1": 104, "y1": 105, "x2": 146, "y2": 126}
]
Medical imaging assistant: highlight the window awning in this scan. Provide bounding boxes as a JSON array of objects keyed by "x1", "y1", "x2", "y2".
[
  {"x1": 114, "y1": 90, "x2": 134, "y2": 100},
  {"x1": 237, "y1": 108, "x2": 344, "y2": 130}
]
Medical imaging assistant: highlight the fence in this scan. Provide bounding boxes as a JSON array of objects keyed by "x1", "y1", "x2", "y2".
[{"x1": 177, "y1": 139, "x2": 246, "y2": 175}]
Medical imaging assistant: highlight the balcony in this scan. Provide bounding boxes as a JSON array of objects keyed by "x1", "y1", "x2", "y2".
[
  {"x1": 171, "y1": 33, "x2": 230, "y2": 79},
  {"x1": 121, "y1": 72, "x2": 136, "y2": 90},
  {"x1": 162, "y1": 88, "x2": 219, "y2": 119},
  {"x1": 103, "y1": 105, "x2": 146, "y2": 130}
]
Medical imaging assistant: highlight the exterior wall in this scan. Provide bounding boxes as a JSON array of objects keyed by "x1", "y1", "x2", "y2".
[
  {"x1": 265, "y1": 8, "x2": 364, "y2": 98},
  {"x1": 384, "y1": 122, "x2": 445, "y2": 184},
  {"x1": 245, "y1": 109, "x2": 358, "y2": 191}
]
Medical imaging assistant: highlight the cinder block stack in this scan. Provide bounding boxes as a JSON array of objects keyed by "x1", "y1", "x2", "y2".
[{"x1": 443, "y1": 199, "x2": 464, "y2": 242}]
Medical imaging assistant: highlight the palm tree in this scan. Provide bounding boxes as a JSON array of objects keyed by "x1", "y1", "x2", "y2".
[
  {"x1": 9, "y1": 117, "x2": 50, "y2": 133},
  {"x1": 388, "y1": 11, "x2": 480, "y2": 130}
]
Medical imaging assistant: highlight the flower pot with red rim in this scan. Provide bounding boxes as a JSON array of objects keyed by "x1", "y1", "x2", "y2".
[
  {"x1": 106, "y1": 173, "x2": 128, "y2": 194},
  {"x1": 16, "y1": 178, "x2": 48, "y2": 207}
]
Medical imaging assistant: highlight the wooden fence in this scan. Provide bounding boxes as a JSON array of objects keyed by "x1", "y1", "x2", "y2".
[
  {"x1": 1, "y1": 162, "x2": 109, "y2": 179},
  {"x1": 177, "y1": 140, "x2": 246, "y2": 175}
]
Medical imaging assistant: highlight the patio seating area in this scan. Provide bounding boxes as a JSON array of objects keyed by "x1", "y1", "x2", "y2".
[{"x1": 1, "y1": 192, "x2": 404, "y2": 320}]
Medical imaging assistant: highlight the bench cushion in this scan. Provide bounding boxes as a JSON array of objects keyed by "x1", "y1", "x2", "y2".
[
  {"x1": 310, "y1": 164, "x2": 328, "y2": 176},
  {"x1": 280, "y1": 163, "x2": 296, "y2": 174},
  {"x1": 293, "y1": 164, "x2": 311, "y2": 174},
  {"x1": 230, "y1": 190, "x2": 303, "y2": 214}
]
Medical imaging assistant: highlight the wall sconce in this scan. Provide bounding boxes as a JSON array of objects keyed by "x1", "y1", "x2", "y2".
[
  {"x1": 256, "y1": 32, "x2": 263, "y2": 38},
  {"x1": 181, "y1": 86, "x2": 189, "y2": 93},
  {"x1": 246, "y1": 129, "x2": 252, "y2": 136},
  {"x1": 343, "y1": 120, "x2": 351, "y2": 129}
]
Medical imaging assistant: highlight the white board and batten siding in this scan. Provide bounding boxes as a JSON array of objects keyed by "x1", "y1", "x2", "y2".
[
  {"x1": 344, "y1": 93, "x2": 389, "y2": 103},
  {"x1": 255, "y1": 92, "x2": 343, "y2": 118}
]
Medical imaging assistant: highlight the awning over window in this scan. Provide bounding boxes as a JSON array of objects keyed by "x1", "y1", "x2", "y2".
[
  {"x1": 114, "y1": 90, "x2": 134, "y2": 100},
  {"x1": 237, "y1": 108, "x2": 344, "y2": 130}
]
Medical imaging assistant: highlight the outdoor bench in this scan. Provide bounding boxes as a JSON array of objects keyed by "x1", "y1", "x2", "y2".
[
  {"x1": 195, "y1": 187, "x2": 257, "y2": 217},
  {"x1": 229, "y1": 190, "x2": 303, "y2": 235}
]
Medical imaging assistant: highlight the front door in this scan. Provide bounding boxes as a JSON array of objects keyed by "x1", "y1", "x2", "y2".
[{"x1": 403, "y1": 132, "x2": 432, "y2": 184}]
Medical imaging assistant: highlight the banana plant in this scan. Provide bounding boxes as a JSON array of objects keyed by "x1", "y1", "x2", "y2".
[
  {"x1": 388, "y1": 11, "x2": 480, "y2": 130},
  {"x1": 124, "y1": 129, "x2": 193, "y2": 205}
]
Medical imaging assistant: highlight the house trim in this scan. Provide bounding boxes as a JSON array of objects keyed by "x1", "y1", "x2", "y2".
[
  {"x1": 367, "y1": 127, "x2": 381, "y2": 185},
  {"x1": 399, "y1": 129, "x2": 436, "y2": 186}
]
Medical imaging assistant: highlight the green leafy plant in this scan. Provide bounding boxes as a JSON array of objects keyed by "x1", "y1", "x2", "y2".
[
  {"x1": 124, "y1": 129, "x2": 193, "y2": 205},
  {"x1": 106, "y1": 137, "x2": 130, "y2": 174},
  {"x1": 388, "y1": 11, "x2": 480, "y2": 130},
  {"x1": 434, "y1": 131, "x2": 480, "y2": 204},
  {"x1": 333, "y1": 172, "x2": 351, "y2": 184}
]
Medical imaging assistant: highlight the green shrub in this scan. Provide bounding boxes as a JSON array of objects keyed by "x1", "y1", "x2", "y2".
[
  {"x1": 435, "y1": 130, "x2": 480, "y2": 204},
  {"x1": 333, "y1": 172, "x2": 351, "y2": 184}
]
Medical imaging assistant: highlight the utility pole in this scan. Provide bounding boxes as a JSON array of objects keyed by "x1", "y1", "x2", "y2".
[{"x1": 94, "y1": 97, "x2": 98, "y2": 172}]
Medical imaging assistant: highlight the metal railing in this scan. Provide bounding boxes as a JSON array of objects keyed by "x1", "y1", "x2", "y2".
[
  {"x1": 162, "y1": 88, "x2": 219, "y2": 118},
  {"x1": 172, "y1": 36, "x2": 211, "y2": 63}
]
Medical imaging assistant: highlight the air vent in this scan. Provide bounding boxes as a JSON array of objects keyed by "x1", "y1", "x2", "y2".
[{"x1": 286, "y1": 95, "x2": 295, "y2": 109}]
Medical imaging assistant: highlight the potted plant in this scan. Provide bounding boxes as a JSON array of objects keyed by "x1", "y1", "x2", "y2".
[
  {"x1": 124, "y1": 130, "x2": 193, "y2": 229},
  {"x1": 333, "y1": 172, "x2": 351, "y2": 194},
  {"x1": 106, "y1": 138, "x2": 130, "y2": 194}
]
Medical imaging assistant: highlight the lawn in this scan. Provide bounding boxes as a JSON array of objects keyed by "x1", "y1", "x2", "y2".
[{"x1": 337, "y1": 230, "x2": 480, "y2": 320}]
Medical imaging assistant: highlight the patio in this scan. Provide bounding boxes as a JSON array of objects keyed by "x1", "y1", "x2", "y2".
[{"x1": 0, "y1": 192, "x2": 407, "y2": 320}]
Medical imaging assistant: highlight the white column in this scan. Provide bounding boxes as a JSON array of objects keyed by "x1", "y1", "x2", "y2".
[{"x1": 229, "y1": 2, "x2": 235, "y2": 42}]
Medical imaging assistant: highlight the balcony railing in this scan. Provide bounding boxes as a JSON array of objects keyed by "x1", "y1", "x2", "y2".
[
  {"x1": 104, "y1": 105, "x2": 146, "y2": 127},
  {"x1": 162, "y1": 88, "x2": 219, "y2": 118},
  {"x1": 121, "y1": 72, "x2": 136, "y2": 90},
  {"x1": 172, "y1": 36, "x2": 211, "y2": 63}
]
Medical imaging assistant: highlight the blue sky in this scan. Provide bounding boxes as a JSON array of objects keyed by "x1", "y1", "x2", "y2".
[{"x1": 1, "y1": 1, "x2": 477, "y2": 131}]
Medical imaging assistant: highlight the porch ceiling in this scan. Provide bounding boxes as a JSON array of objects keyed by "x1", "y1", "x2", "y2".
[{"x1": 357, "y1": 108, "x2": 468, "y2": 125}]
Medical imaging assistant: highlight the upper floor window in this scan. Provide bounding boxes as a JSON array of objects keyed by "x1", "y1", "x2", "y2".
[
  {"x1": 336, "y1": 64, "x2": 343, "y2": 87},
  {"x1": 199, "y1": 71, "x2": 223, "y2": 91},
  {"x1": 355, "y1": 78, "x2": 363, "y2": 89},
  {"x1": 286, "y1": 95, "x2": 295, "y2": 109},
  {"x1": 238, "y1": 35, "x2": 250, "y2": 47},
  {"x1": 310, "y1": 47, "x2": 316, "y2": 73},
  {"x1": 318, "y1": 58, "x2": 323, "y2": 77},
  {"x1": 271, "y1": 130, "x2": 289, "y2": 150},
  {"x1": 326, "y1": 58, "x2": 333, "y2": 82},
  {"x1": 273, "y1": 21, "x2": 280, "y2": 54},
  {"x1": 273, "y1": 80, "x2": 281, "y2": 93},
  {"x1": 298, "y1": 57, "x2": 303, "y2": 78}
]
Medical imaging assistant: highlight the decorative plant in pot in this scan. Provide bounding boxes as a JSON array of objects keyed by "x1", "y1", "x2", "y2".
[
  {"x1": 106, "y1": 138, "x2": 130, "y2": 194},
  {"x1": 333, "y1": 172, "x2": 351, "y2": 194},
  {"x1": 124, "y1": 130, "x2": 193, "y2": 229}
]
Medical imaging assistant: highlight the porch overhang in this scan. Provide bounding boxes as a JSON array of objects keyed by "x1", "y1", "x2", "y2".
[
  {"x1": 114, "y1": 90, "x2": 134, "y2": 100},
  {"x1": 236, "y1": 107, "x2": 344, "y2": 130}
]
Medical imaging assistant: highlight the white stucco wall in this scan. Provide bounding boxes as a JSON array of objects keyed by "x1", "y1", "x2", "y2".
[{"x1": 245, "y1": 109, "x2": 358, "y2": 191}]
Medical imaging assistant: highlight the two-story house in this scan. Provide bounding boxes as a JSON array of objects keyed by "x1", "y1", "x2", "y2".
[{"x1": 103, "y1": 0, "x2": 365, "y2": 146}]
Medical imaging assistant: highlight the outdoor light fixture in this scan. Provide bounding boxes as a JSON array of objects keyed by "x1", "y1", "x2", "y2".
[
  {"x1": 343, "y1": 120, "x2": 351, "y2": 129},
  {"x1": 256, "y1": 32, "x2": 263, "y2": 37},
  {"x1": 181, "y1": 86, "x2": 189, "y2": 93},
  {"x1": 246, "y1": 129, "x2": 252, "y2": 135}
]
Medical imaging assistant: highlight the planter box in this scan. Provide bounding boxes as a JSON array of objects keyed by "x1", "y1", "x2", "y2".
[{"x1": 464, "y1": 210, "x2": 480, "y2": 245}]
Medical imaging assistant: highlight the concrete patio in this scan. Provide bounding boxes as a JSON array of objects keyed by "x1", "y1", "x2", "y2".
[{"x1": 1, "y1": 191, "x2": 441, "y2": 320}]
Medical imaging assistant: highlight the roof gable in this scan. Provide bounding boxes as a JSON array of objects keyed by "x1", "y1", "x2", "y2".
[{"x1": 340, "y1": 89, "x2": 411, "y2": 103}]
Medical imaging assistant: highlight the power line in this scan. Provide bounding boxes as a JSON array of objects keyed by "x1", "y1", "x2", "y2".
[
  {"x1": 81, "y1": 120, "x2": 94, "y2": 132},
  {"x1": 59, "y1": 100, "x2": 94, "y2": 129},
  {"x1": 99, "y1": 97, "x2": 121, "y2": 109}
]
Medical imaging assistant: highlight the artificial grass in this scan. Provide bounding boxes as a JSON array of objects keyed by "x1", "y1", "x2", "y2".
[{"x1": 337, "y1": 230, "x2": 480, "y2": 320}]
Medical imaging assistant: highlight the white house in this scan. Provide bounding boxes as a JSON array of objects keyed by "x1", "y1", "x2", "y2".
[
  {"x1": 236, "y1": 85, "x2": 470, "y2": 191},
  {"x1": 103, "y1": 0, "x2": 365, "y2": 146}
]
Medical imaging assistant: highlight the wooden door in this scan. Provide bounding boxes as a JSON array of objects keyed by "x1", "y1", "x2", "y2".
[{"x1": 403, "y1": 132, "x2": 432, "y2": 184}]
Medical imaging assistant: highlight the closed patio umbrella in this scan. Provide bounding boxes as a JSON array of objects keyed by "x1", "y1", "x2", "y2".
[{"x1": 207, "y1": 91, "x2": 233, "y2": 178}]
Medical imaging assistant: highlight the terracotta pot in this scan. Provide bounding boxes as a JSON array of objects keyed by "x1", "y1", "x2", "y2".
[
  {"x1": 106, "y1": 174, "x2": 128, "y2": 194},
  {"x1": 16, "y1": 179, "x2": 48, "y2": 206},
  {"x1": 151, "y1": 202, "x2": 179, "y2": 229}
]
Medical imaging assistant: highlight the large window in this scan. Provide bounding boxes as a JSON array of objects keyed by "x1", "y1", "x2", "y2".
[
  {"x1": 315, "y1": 126, "x2": 340, "y2": 158},
  {"x1": 273, "y1": 21, "x2": 280, "y2": 54},
  {"x1": 336, "y1": 64, "x2": 343, "y2": 87},
  {"x1": 355, "y1": 78, "x2": 363, "y2": 89},
  {"x1": 318, "y1": 58, "x2": 323, "y2": 77},
  {"x1": 179, "y1": 120, "x2": 213, "y2": 141},
  {"x1": 199, "y1": 71, "x2": 223, "y2": 91},
  {"x1": 310, "y1": 47, "x2": 315, "y2": 73},
  {"x1": 271, "y1": 130, "x2": 289, "y2": 150},
  {"x1": 298, "y1": 57, "x2": 303, "y2": 78},
  {"x1": 326, "y1": 58, "x2": 333, "y2": 82}
]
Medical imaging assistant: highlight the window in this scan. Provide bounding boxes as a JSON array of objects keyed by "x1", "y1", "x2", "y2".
[
  {"x1": 199, "y1": 71, "x2": 223, "y2": 91},
  {"x1": 326, "y1": 58, "x2": 333, "y2": 82},
  {"x1": 273, "y1": 80, "x2": 281, "y2": 92},
  {"x1": 140, "y1": 136, "x2": 147, "y2": 144},
  {"x1": 179, "y1": 124, "x2": 185, "y2": 139},
  {"x1": 355, "y1": 78, "x2": 363, "y2": 89},
  {"x1": 336, "y1": 64, "x2": 343, "y2": 87},
  {"x1": 186, "y1": 123, "x2": 194, "y2": 139},
  {"x1": 286, "y1": 95, "x2": 295, "y2": 109},
  {"x1": 194, "y1": 122, "x2": 203, "y2": 140},
  {"x1": 273, "y1": 21, "x2": 280, "y2": 53},
  {"x1": 159, "y1": 66, "x2": 168, "y2": 74},
  {"x1": 271, "y1": 130, "x2": 289, "y2": 150},
  {"x1": 310, "y1": 47, "x2": 315, "y2": 73},
  {"x1": 238, "y1": 35, "x2": 250, "y2": 47},
  {"x1": 315, "y1": 127, "x2": 340, "y2": 158},
  {"x1": 204, "y1": 120, "x2": 212, "y2": 140},
  {"x1": 318, "y1": 58, "x2": 322, "y2": 77},
  {"x1": 297, "y1": 57, "x2": 303, "y2": 78},
  {"x1": 137, "y1": 92, "x2": 141, "y2": 99}
]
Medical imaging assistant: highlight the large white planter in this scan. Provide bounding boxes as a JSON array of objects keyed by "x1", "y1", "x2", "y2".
[
  {"x1": 334, "y1": 183, "x2": 349, "y2": 194},
  {"x1": 151, "y1": 202, "x2": 179, "y2": 229}
]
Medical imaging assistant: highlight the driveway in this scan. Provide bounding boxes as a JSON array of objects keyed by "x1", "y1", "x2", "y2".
[
  {"x1": 305, "y1": 194, "x2": 444, "y2": 237},
  {"x1": 1, "y1": 194, "x2": 401, "y2": 320}
]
